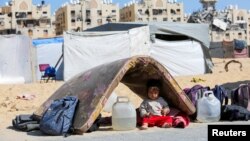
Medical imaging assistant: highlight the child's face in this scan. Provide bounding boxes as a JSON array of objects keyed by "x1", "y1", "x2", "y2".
[{"x1": 148, "y1": 86, "x2": 159, "y2": 100}]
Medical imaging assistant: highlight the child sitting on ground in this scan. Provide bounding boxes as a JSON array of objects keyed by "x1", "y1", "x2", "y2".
[{"x1": 139, "y1": 79, "x2": 172, "y2": 130}]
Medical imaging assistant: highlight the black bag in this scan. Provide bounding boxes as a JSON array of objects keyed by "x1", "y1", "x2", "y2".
[
  {"x1": 12, "y1": 114, "x2": 40, "y2": 132},
  {"x1": 221, "y1": 105, "x2": 250, "y2": 121},
  {"x1": 39, "y1": 96, "x2": 79, "y2": 136}
]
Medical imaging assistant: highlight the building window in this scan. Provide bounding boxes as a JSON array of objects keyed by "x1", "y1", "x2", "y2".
[
  {"x1": 225, "y1": 33, "x2": 230, "y2": 39},
  {"x1": 71, "y1": 10, "x2": 75, "y2": 17},
  {"x1": 163, "y1": 18, "x2": 168, "y2": 21},
  {"x1": 86, "y1": 10, "x2": 90, "y2": 17},
  {"x1": 153, "y1": 17, "x2": 157, "y2": 21},
  {"x1": 138, "y1": 18, "x2": 143, "y2": 21},
  {"x1": 138, "y1": 9, "x2": 142, "y2": 14},
  {"x1": 28, "y1": 29, "x2": 33, "y2": 36},
  {"x1": 86, "y1": 19, "x2": 91, "y2": 25},
  {"x1": 43, "y1": 30, "x2": 48, "y2": 37},
  {"x1": 153, "y1": 9, "x2": 163, "y2": 15},
  {"x1": 97, "y1": 19, "x2": 102, "y2": 25},
  {"x1": 170, "y1": 9, "x2": 176, "y2": 15},
  {"x1": 129, "y1": 11, "x2": 131, "y2": 17},
  {"x1": 177, "y1": 17, "x2": 181, "y2": 21},
  {"x1": 97, "y1": 10, "x2": 102, "y2": 16},
  {"x1": 238, "y1": 32, "x2": 242, "y2": 38},
  {"x1": 241, "y1": 17, "x2": 244, "y2": 20},
  {"x1": 71, "y1": 19, "x2": 76, "y2": 26},
  {"x1": 112, "y1": 10, "x2": 116, "y2": 13},
  {"x1": 237, "y1": 16, "x2": 240, "y2": 20},
  {"x1": 42, "y1": 11, "x2": 47, "y2": 14}
]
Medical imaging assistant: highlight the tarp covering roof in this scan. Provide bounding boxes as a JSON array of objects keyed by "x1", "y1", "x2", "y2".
[
  {"x1": 32, "y1": 37, "x2": 64, "y2": 46},
  {"x1": 34, "y1": 56, "x2": 195, "y2": 134},
  {"x1": 86, "y1": 22, "x2": 210, "y2": 48}
]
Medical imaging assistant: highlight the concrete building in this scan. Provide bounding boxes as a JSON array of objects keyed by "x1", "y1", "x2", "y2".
[
  {"x1": 188, "y1": 0, "x2": 250, "y2": 46},
  {"x1": 55, "y1": 0, "x2": 119, "y2": 35},
  {"x1": 120, "y1": 0, "x2": 184, "y2": 22},
  {"x1": 211, "y1": 8, "x2": 250, "y2": 45},
  {"x1": 0, "y1": 0, "x2": 55, "y2": 39}
]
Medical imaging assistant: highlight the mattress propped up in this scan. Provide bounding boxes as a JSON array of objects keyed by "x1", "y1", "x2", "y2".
[{"x1": 34, "y1": 56, "x2": 195, "y2": 134}]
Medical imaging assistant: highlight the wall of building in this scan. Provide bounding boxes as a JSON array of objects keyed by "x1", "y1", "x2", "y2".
[
  {"x1": 210, "y1": 8, "x2": 250, "y2": 46},
  {"x1": 120, "y1": 0, "x2": 184, "y2": 22},
  {"x1": 0, "y1": 0, "x2": 55, "y2": 38},
  {"x1": 55, "y1": 0, "x2": 120, "y2": 35}
]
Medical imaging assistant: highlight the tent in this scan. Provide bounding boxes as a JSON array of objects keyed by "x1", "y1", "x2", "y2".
[
  {"x1": 0, "y1": 35, "x2": 33, "y2": 84},
  {"x1": 32, "y1": 37, "x2": 64, "y2": 81},
  {"x1": 63, "y1": 25, "x2": 150, "y2": 81},
  {"x1": 148, "y1": 22, "x2": 212, "y2": 76},
  {"x1": 64, "y1": 22, "x2": 212, "y2": 81},
  {"x1": 34, "y1": 56, "x2": 195, "y2": 134}
]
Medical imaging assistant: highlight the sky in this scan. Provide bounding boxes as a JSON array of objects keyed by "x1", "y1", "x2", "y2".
[{"x1": 0, "y1": 0, "x2": 249, "y2": 14}]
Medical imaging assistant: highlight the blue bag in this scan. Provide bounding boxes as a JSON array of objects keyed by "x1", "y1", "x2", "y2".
[{"x1": 39, "y1": 96, "x2": 79, "y2": 136}]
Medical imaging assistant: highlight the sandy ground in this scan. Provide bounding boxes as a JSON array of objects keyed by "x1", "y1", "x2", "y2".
[{"x1": 0, "y1": 58, "x2": 250, "y2": 138}]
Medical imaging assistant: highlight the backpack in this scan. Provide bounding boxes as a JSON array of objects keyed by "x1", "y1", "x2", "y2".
[
  {"x1": 183, "y1": 85, "x2": 210, "y2": 107},
  {"x1": 231, "y1": 84, "x2": 250, "y2": 111},
  {"x1": 45, "y1": 66, "x2": 56, "y2": 77},
  {"x1": 12, "y1": 114, "x2": 40, "y2": 132},
  {"x1": 212, "y1": 85, "x2": 228, "y2": 105},
  {"x1": 39, "y1": 96, "x2": 79, "y2": 136},
  {"x1": 221, "y1": 105, "x2": 250, "y2": 121},
  {"x1": 183, "y1": 85, "x2": 210, "y2": 120}
]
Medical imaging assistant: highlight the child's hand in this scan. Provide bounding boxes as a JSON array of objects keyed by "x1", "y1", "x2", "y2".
[
  {"x1": 161, "y1": 108, "x2": 170, "y2": 116},
  {"x1": 144, "y1": 112, "x2": 151, "y2": 117}
]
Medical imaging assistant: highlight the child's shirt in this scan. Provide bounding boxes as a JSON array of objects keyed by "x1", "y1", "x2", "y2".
[{"x1": 139, "y1": 97, "x2": 169, "y2": 117}]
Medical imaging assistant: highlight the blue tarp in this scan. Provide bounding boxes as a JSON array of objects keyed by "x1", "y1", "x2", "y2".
[
  {"x1": 32, "y1": 37, "x2": 64, "y2": 46},
  {"x1": 234, "y1": 39, "x2": 247, "y2": 50}
]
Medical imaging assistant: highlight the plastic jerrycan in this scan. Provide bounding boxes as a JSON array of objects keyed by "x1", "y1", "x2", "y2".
[
  {"x1": 196, "y1": 91, "x2": 221, "y2": 122},
  {"x1": 112, "y1": 96, "x2": 136, "y2": 131}
]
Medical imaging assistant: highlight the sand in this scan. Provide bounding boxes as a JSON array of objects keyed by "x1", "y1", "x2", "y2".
[{"x1": 0, "y1": 58, "x2": 250, "y2": 133}]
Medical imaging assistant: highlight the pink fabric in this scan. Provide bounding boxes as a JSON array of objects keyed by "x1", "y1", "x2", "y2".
[
  {"x1": 234, "y1": 48, "x2": 248, "y2": 58},
  {"x1": 172, "y1": 113, "x2": 190, "y2": 128}
]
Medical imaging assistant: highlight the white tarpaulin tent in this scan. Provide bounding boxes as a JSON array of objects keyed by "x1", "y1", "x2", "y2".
[
  {"x1": 151, "y1": 39, "x2": 205, "y2": 76},
  {"x1": 0, "y1": 35, "x2": 33, "y2": 84},
  {"x1": 64, "y1": 22, "x2": 212, "y2": 81},
  {"x1": 32, "y1": 37, "x2": 64, "y2": 81},
  {"x1": 64, "y1": 25, "x2": 150, "y2": 81},
  {"x1": 148, "y1": 22, "x2": 212, "y2": 76}
]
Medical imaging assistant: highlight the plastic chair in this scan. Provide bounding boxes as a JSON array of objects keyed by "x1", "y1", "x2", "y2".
[{"x1": 39, "y1": 64, "x2": 56, "y2": 83}]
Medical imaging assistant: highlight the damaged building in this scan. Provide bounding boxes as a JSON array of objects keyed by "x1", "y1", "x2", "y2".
[{"x1": 188, "y1": 0, "x2": 250, "y2": 58}]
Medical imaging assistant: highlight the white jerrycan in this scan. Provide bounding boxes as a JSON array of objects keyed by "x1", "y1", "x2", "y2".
[
  {"x1": 112, "y1": 96, "x2": 136, "y2": 131},
  {"x1": 196, "y1": 91, "x2": 221, "y2": 122}
]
